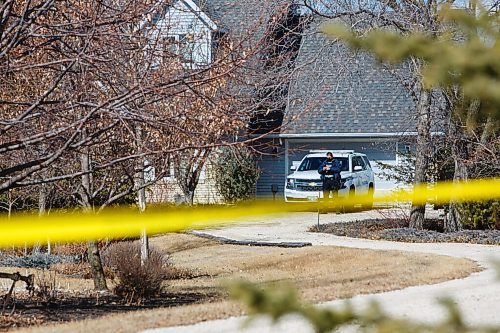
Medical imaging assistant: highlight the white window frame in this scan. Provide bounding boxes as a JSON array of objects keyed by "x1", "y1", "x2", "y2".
[{"x1": 162, "y1": 34, "x2": 196, "y2": 68}]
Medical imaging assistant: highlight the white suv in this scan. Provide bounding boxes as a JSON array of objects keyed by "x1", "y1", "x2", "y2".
[{"x1": 284, "y1": 150, "x2": 375, "y2": 204}]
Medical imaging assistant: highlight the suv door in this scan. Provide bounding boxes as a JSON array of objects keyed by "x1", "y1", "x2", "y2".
[
  {"x1": 361, "y1": 155, "x2": 374, "y2": 185},
  {"x1": 352, "y1": 156, "x2": 369, "y2": 195}
]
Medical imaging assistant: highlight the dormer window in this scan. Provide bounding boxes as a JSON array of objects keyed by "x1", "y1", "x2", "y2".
[
  {"x1": 178, "y1": 34, "x2": 195, "y2": 64},
  {"x1": 162, "y1": 34, "x2": 195, "y2": 67},
  {"x1": 151, "y1": 0, "x2": 217, "y2": 69}
]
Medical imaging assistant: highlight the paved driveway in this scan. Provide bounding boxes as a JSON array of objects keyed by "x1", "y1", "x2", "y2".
[{"x1": 143, "y1": 209, "x2": 500, "y2": 333}]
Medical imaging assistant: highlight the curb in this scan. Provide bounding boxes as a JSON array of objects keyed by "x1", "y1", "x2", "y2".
[{"x1": 189, "y1": 231, "x2": 312, "y2": 248}]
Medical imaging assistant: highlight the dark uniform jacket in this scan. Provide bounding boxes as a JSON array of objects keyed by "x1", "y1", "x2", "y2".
[{"x1": 318, "y1": 159, "x2": 341, "y2": 181}]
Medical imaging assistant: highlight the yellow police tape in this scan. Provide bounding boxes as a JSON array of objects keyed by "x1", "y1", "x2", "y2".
[{"x1": 0, "y1": 178, "x2": 499, "y2": 248}]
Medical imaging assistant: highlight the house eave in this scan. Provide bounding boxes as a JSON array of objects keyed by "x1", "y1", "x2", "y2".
[
  {"x1": 180, "y1": 0, "x2": 217, "y2": 30},
  {"x1": 278, "y1": 131, "x2": 444, "y2": 139},
  {"x1": 247, "y1": 131, "x2": 444, "y2": 141},
  {"x1": 279, "y1": 132, "x2": 416, "y2": 139}
]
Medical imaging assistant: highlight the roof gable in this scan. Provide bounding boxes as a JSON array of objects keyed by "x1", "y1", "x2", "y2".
[
  {"x1": 152, "y1": 0, "x2": 217, "y2": 31},
  {"x1": 178, "y1": 0, "x2": 217, "y2": 30}
]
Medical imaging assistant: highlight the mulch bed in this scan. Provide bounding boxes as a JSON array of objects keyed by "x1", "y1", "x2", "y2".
[
  {"x1": 0, "y1": 290, "x2": 216, "y2": 331},
  {"x1": 311, "y1": 219, "x2": 500, "y2": 245}
]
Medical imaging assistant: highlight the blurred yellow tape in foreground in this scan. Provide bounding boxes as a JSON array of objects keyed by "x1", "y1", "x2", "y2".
[
  {"x1": 0, "y1": 178, "x2": 499, "y2": 247},
  {"x1": 381, "y1": 178, "x2": 500, "y2": 205}
]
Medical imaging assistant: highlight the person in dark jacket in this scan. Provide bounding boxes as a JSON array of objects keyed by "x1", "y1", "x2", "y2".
[{"x1": 318, "y1": 152, "x2": 341, "y2": 201}]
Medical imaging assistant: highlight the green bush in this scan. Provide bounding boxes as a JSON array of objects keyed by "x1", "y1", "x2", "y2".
[
  {"x1": 230, "y1": 281, "x2": 500, "y2": 333},
  {"x1": 213, "y1": 147, "x2": 260, "y2": 204},
  {"x1": 459, "y1": 200, "x2": 500, "y2": 230}
]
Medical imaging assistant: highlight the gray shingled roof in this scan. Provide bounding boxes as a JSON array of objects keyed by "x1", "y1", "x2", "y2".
[
  {"x1": 282, "y1": 21, "x2": 418, "y2": 136},
  {"x1": 198, "y1": 0, "x2": 288, "y2": 40}
]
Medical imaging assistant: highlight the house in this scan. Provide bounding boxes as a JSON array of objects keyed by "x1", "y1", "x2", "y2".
[
  {"x1": 254, "y1": 19, "x2": 427, "y2": 198},
  {"x1": 145, "y1": 0, "x2": 286, "y2": 204},
  {"x1": 147, "y1": 2, "x2": 435, "y2": 203}
]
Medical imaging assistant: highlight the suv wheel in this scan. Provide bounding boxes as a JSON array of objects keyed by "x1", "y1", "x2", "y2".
[
  {"x1": 363, "y1": 185, "x2": 374, "y2": 209},
  {"x1": 343, "y1": 186, "x2": 356, "y2": 213},
  {"x1": 349, "y1": 186, "x2": 356, "y2": 199}
]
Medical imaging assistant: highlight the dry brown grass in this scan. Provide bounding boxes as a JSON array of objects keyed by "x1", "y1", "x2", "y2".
[
  {"x1": 10, "y1": 233, "x2": 480, "y2": 333},
  {"x1": 0, "y1": 243, "x2": 87, "y2": 257},
  {"x1": 0, "y1": 266, "x2": 99, "y2": 291}
]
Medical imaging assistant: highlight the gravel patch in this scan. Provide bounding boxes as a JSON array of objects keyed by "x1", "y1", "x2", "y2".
[{"x1": 312, "y1": 219, "x2": 500, "y2": 245}]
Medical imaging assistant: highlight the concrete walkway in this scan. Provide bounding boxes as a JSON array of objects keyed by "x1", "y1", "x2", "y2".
[{"x1": 143, "y1": 209, "x2": 500, "y2": 333}]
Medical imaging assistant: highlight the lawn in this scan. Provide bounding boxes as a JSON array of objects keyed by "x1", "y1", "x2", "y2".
[{"x1": 2, "y1": 233, "x2": 480, "y2": 333}]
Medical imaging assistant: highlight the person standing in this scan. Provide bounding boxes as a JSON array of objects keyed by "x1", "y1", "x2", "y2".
[{"x1": 318, "y1": 152, "x2": 341, "y2": 201}]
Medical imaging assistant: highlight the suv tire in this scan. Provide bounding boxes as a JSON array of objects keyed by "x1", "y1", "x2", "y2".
[
  {"x1": 363, "y1": 184, "x2": 374, "y2": 209},
  {"x1": 343, "y1": 186, "x2": 356, "y2": 213}
]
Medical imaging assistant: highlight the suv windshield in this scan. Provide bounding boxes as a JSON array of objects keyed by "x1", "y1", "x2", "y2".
[{"x1": 298, "y1": 157, "x2": 349, "y2": 172}]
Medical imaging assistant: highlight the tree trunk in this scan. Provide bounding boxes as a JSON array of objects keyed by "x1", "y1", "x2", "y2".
[
  {"x1": 7, "y1": 190, "x2": 12, "y2": 219},
  {"x1": 173, "y1": 149, "x2": 210, "y2": 207},
  {"x1": 409, "y1": 89, "x2": 432, "y2": 229},
  {"x1": 136, "y1": 164, "x2": 148, "y2": 263},
  {"x1": 444, "y1": 102, "x2": 488, "y2": 232},
  {"x1": 185, "y1": 190, "x2": 195, "y2": 206},
  {"x1": 445, "y1": 136, "x2": 468, "y2": 232},
  {"x1": 38, "y1": 184, "x2": 46, "y2": 217},
  {"x1": 86, "y1": 240, "x2": 108, "y2": 290},
  {"x1": 80, "y1": 145, "x2": 108, "y2": 291},
  {"x1": 32, "y1": 183, "x2": 47, "y2": 255},
  {"x1": 134, "y1": 126, "x2": 149, "y2": 264}
]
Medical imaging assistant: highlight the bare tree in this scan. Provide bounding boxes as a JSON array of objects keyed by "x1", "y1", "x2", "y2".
[
  {"x1": 311, "y1": 0, "x2": 456, "y2": 229},
  {"x1": 173, "y1": 149, "x2": 211, "y2": 205},
  {"x1": 320, "y1": 0, "x2": 499, "y2": 231},
  {"x1": 2, "y1": 0, "x2": 302, "y2": 288},
  {"x1": 409, "y1": 87, "x2": 432, "y2": 229}
]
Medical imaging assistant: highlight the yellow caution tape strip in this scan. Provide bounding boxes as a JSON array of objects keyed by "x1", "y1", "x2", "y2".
[{"x1": 0, "y1": 178, "x2": 499, "y2": 248}]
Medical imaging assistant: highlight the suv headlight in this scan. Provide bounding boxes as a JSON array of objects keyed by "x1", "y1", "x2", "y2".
[{"x1": 286, "y1": 178, "x2": 295, "y2": 189}]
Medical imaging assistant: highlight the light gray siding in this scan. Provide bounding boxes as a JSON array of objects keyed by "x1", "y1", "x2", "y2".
[
  {"x1": 147, "y1": 159, "x2": 223, "y2": 205},
  {"x1": 153, "y1": 0, "x2": 215, "y2": 67}
]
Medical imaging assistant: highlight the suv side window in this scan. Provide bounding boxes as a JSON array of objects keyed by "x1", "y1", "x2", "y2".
[
  {"x1": 352, "y1": 156, "x2": 366, "y2": 171},
  {"x1": 362, "y1": 156, "x2": 371, "y2": 169},
  {"x1": 358, "y1": 157, "x2": 366, "y2": 170}
]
